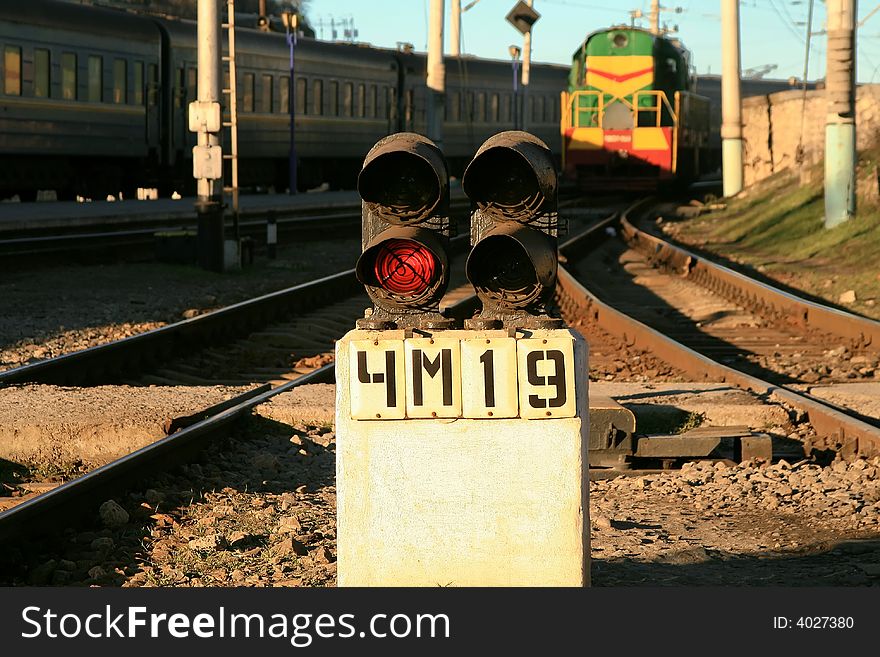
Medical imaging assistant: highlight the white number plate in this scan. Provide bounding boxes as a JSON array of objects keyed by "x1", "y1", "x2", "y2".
[
  {"x1": 349, "y1": 339, "x2": 406, "y2": 420},
  {"x1": 461, "y1": 337, "x2": 518, "y2": 418},
  {"x1": 349, "y1": 333, "x2": 577, "y2": 420}
]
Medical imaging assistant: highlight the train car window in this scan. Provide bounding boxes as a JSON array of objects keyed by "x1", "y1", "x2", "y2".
[
  {"x1": 343, "y1": 82, "x2": 352, "y2": 116},
  {"x1": 329, "y1": 80, "x2": 339, "y2": 116},
  {"x1": 295, "y1": 76, "x2": 306, "y2": 115},
  {"x1": 147, "y1": 63, "x2": 158, "y2": 106},
  {"x1": 88, "y1": 55, "x2": 102, "y2": 103},
  {"x1": 527, "y1": 96, "x2": 535, "y2": 123},
  {"x1": 278, "y1": 75, "x2": 290, "y2": 114},
  {"x1": 280, "y1": 75, "x2": 289, "y2": 113},
  {"x1": 262, "y1": 74, "x2": 273, "y2": 112},
  {"x1": 386, "y1": 85, "x2": 396, "y2": 122},
  {"x1": 173, "y1": 67, "x2": 184, "y2": 108},
  {"x1": 4, "y1": 45, "x2": 21, "y2": 96},
  {"x1": 368, "y1": 84, "x2": 377, "y2": 118},
  {"x1": 62, "y1": 53, "x2": 77, "y2": 100},
  {"x1": 113, "y1": 58, "x2": 126, "y2": 104},
  {"x1": 405, "y1": 89, "x2": 413, "y2": 126},
  {"x1": 462, "y1": 91, "x2": 473, "y2": 122},
  {"x1": 133, "y1": 61, "x2": 143, "y2": 105},
  {"x1": 502, "y1": 94, "x2": 512, "y2": 122},
  {"x1": 534, "y1": 96, "x2": 544, "y2": 124},
  {"x1": 477, "y1": 92, "x2": 486, "y2": 122},
  {"x1": 356, "y1": 83, "x2": 365, "y2": 118},
  {"x1": 186, "y1": 67, "x2": 196, "y2": 105},
  {"x1": 34, "y1": 49, "x2": 50, "y2": 98},
  {"x1": 447, "y1": 92, "x2": 459, "y2": 121},
  {"x1": 545, "y1": 95, "x2": 555, "y2": 123},
  {"x1": 313, "y1": 79, "x2": 323, "y2": 115},
  {"x1": 490, "y1": 93, "x2": 499, "y2": 122},
  {"x1": 243, "y1": 72, "x2": 255, "y2": 112}
]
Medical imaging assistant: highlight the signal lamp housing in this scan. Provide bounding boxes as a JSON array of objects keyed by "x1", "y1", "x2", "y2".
[
  {"x1": 355, "y1": 133, "x2": 453, "y2": 330},
  {"x1": 462, "y1": 131, "x2": 562, "y2": 329}
]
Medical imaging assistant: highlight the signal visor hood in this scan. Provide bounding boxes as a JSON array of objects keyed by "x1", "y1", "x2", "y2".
[{"x1": 357, "y1": 132, "x2": 449, "y2": 225}]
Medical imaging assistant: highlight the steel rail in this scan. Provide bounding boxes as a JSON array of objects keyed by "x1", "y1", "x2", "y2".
[
  {"x1": 0, "y1": 268, "x2": 362, "y2": 386},
  {"x1": 0, "y1": 236, "x2": 481, "y2": 547},
  {"x1": 557, "y1": 200, "x2": 880, "y2": 459},
  {"x1": 0, "y1": 364, "x2": 335, "y2": 545},
  {"x1": 619, "y1": 213, "x2": 880, "y2": 350},
  {"x1": 0, "y1": 232, "x2": 475, "y2": 386}
]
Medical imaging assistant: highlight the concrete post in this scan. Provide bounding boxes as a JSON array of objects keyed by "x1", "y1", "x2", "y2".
[
  {"x1": 825, "y1": 0, "x2": 857, "y2": 228},
  {"x1": 195, "y1": 0, "x2": 224, "y2": 271},
  {"x1": 721, "y1": 0, "x2": 743, "y2": 197},
  {"x1": 427, "y1": 0, "x2": 445, "y2": 149},
  {"x1": 335, "y1": 328, "x2": 590, "y2": 586},
  {"x1": 521, "y1": 0, "x2": 533, "y2": 131},
  {"x1": 450, "y1": 0, "x2": 461, "y2": 57}
]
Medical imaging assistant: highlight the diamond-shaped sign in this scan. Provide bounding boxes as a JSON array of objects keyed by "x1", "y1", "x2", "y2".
[{"x1": 506, "y1": 1, "x2": 540, "y2": 35}]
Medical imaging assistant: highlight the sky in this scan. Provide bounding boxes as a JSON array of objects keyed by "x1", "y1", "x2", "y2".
[{"x1": 303, "y1": 1, "x2": 880, "y2": 84}]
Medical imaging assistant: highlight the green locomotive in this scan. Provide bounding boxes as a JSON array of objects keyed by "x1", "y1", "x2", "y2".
[{"x1": 560, "y1": 26, "x2": 710, "y2": 189}]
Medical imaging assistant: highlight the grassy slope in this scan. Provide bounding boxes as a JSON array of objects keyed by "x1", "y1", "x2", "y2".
[{"x1": 667, "y1": 169, "x2": 880, "y2": 320}]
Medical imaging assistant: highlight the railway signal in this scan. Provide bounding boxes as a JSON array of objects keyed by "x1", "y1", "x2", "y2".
[
  {"x1": 462, "y1": 131, "x2": 562, "y2": 329},
  {"x1": 355, "y1": 133, "x2": 453, "y2": 330}
]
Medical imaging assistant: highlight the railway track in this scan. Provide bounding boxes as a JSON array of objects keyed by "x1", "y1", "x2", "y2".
[
  {"x1": 3, "y1": 196, "x2": 879, "y2": 583},
  {"x1": 0, "y1": 197, "x2": 473, "y2": 262},
  {"x1": 0, "y1": 204, "x2": 605, "y2": 547},
  {"x1": 558, "y1": 199, "x2": 880, "y2": 461}
]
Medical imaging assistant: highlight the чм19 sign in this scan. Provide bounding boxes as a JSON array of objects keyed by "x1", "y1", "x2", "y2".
[{"x1": 349, "y1": 334, "x2": 577, "y2": 420}]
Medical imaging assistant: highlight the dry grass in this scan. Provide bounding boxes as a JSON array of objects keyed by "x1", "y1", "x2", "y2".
[{"x1": 668, "y1": 165, "x2": 880, "y2": 319}]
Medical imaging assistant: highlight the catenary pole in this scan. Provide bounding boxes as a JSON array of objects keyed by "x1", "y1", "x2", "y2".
[
  {"x1": 451, "y1": 0, "x2": 461, "y2": 56},
  {"x1": 521, "y1": 0, "x2": 534, "y2": 131},
  {"x1": 427, "y1": 0, "x2": 446, "y2": 148},
  {"x1": 649, "y1": 0, "x2": 660, "y2": 34},
  {"x1": 825, "y1": 0, "x2": 857, "y2": 227},
  {"x1": 721, "y1": 0, "x2": 743, "y2": 197},
  {"x1": 195, "y1": 0, "x2": 224, "y2": 271}
]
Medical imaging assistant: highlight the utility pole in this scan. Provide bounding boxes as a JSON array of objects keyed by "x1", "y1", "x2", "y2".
[
  {"x1": 649, "y1": 0, "x2": 660, "y2": 34},
  {"x1": 721, "y1": 0, "x2": 743, "y2": 197},
  {"x1": 521, "y1": 0, "x2": 534, "y2": 131},
  {"x1": 427, "y1": 0, "x2": 445, "y2": 149},
  {"x1": 193, "y1": 0, "x2": 225, "y2": 271},
  {"x1": 450, "y1": 0, "x2": 461, "y2": 56},
  {"x1": 825, "y1": 0, "x2": 857, "y2": 228}
]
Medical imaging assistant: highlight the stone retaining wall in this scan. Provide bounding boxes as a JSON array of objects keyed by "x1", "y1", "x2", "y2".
[{"x1": 742, "y1": 84, "x2": 880, "y2": 191}]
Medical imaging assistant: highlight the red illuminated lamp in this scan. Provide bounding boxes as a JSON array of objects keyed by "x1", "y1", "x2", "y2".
[{"x1": 373, "y1": 239, "x2": 438, "y2": 295}]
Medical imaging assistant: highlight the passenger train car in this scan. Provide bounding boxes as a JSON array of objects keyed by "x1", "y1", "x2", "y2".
[
  {"x1": 560, "y1": 26, "x2": 711, "y2": 190},
  {"x1": 0, "y1": 0, "x2": 567, "y2": 200}
]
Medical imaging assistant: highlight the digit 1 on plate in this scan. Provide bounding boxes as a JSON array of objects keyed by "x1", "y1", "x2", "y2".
[{"x1": 461, "y1": 337, "x2": 518, "y2": 418}]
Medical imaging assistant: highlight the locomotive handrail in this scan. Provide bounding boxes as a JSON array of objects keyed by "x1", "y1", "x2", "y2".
[
  {"x1": 632, "y1": 90, "x2": 676, "y2": 127},
  {"x1": 563, "y1": 90, "x2": 604, "y2": 129},
  {"x1": 563, "y1": 89, "x2": 676, "y2": 130}
]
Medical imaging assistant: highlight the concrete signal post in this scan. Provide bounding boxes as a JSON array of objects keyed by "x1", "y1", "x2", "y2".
[{"x1": 336, "y1": 131, "x2": 590, "y2": 587}]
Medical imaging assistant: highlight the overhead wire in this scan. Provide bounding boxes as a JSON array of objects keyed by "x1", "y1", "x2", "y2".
[
  {"x1": 767, "y1": 0, "x2": 807, "y2": 44},
  {"x1": 797, "y1": 0, "x2": 814, "y2": 165}
]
